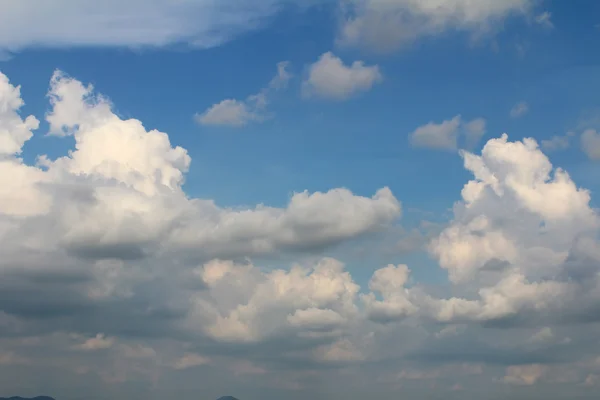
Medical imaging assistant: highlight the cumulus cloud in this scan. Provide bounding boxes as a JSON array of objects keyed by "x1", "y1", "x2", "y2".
[
  {"x1": 3, "y1": 68, "x2": 600, "y2": 397},
  {"x1": 196, "y1": 61, "x2": 292, "y2": 127},
  {"x1": 337, "y1": 0, "x2": 537, "y2": 53},
  {"x1": 425, "y1": 134, "x2": 600, "y2": 327},
  {"x1": 302, "y1": 52, "x2": 382, "y2": 100},
  {"x1": 0, "y1": 0, "x2": 290, "y2": 57},
  {"x1": 0, "y1": 68, "x2": 401, "y2": 344},
  {"x1": 409, "y1": 115, "x2": 486, "y2": 150}
]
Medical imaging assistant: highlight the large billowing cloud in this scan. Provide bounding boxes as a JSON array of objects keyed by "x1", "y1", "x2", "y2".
[{"x1": 1, "y1": 68, "x2": 600, "y2": 398}]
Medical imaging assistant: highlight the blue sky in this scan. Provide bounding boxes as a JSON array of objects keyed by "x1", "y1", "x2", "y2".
[{"x1": 1, "y1": 1, "x2": 600, "y2": 399}]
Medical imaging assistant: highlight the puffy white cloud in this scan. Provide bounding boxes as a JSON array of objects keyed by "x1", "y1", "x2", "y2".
[
  {"x1": 360, "y1": 264, "x2": 417, "y2": 323},
  {"x1": 188, "y1": 257, "x2": 361, "y2": 343},
  {"x1": 0, "y1": 74, "x2": 39, "y2": 155},
  {"x1": 3, "y1": 67, "x2": 600, "y2": 398},
  {"x1": 409, "y1": 115, "x2": 486, "y2": 150},
  {"x1": 0, "y1": 0, "x2": 288, "y2": 56},
  {"x1": 581, "y1": 129, "x2": 600, "y2": 160},
  {"x1": 426, "y1": 133, "x2": 600, "y2": 325},
  {"x1": 510, "y1": 101, "x2": 529, "y2": 118},
  {"x1": 337, "y1": 0, "x2": 537, "y2": 53},
  {"x1": 0, "y1": 69, "x2": 400, "y2": 265},
  {"x1": 196, "y1": 61, "x2": 292, "y2": 127},
  {"x1": 302, "y1": 52, "x2": 382, "y2": 100},
  {"x1": 0, "y1": 68, "x2": 404, "y2": 369}
]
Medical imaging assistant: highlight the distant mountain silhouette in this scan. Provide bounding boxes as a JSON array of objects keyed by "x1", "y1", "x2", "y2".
[
  {"x1": 216, "y1": 396, "x2": 239, "y2": 400},
  {"x1": 0, "y1": 397, "x2": 55, "y2": 400}
]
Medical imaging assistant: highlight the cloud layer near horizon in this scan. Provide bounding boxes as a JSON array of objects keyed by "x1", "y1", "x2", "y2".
[{"x1": 1, "y1": 69, "x2": 600, "y2": 398}]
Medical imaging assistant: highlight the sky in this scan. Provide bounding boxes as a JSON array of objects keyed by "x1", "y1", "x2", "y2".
[{"x1": 1, "y1": 0, "x2": 600, "y2": 399}]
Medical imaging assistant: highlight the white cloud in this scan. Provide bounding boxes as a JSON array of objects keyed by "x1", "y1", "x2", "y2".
[
  {"x1": 337, "y1": 0, "x2": 537, "y2": 53},
  {"x1": 0, "y1": 0, "x2": 287, "y2": 56},
  {"x1": 510, "y1": 101, "x2": 529, "y2": 118},
  {"x1": 541, "y1": 132, "x2": 574, "y2": 152},
  {"x1": 3, "y1": 68, "x2": 600, "y2": 397},
  {"x1": 409, "y1": 115, "x2": 486, "y2": 150},
  {"x1": 581, "y1": 129, "x2": 600, "y2": 160},
  {"x1": 196, "y1": 61, "x2": 292, "y2": 127},
  {"x1": 0, "y1": 73, "x2": 39, "y2": 155},
  {"x1": 302, "y1": 52, "x2": 382, "y2": 100},
  {"x1": 189, "y1": 257, "x2": 361, "y2": 343}
]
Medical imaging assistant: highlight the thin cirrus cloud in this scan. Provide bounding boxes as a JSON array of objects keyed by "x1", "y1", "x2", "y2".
[
  {"x1": 195, "y1": 61, "x2": 292, "y2": 127},
  {"x1": 409, "y1": 114, "x2": 487, "y2": 151},
  {"x1": 0, "y1": 0, "x2": 289, "y2": 57},
  {"x1": 302, "y1": 52, "x2": 383, "y2": 100}
]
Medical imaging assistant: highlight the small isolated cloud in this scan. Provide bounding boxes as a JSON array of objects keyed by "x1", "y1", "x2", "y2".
[
  {"x1": 510, "y1": 101, "x2": 529, "y2": 118},
  {"x1": 302, "y1": 52, "x2": 382, "y2": 101},
  {"x1": 73, "y1": 334, "x2": 115, "y2": 351},
  {"x1": 172, "y1": 353, "x2": 211, "y2": 370},
  {"x1": 504, "y1": 364, "x2": 546, "y2": 385},
  {"x1": 541, "y1": 132, "x2": 574, "y2": 152},
  {"x1": 409, "y1": 115, "x2": 486, "y2": 151},
  {"x1": 529, "y1": 327, "x2": 554, "y2": 343},
  {"x1": 581, "y1": 129, "x2": 600, "y2": 160},
  {"x1": 534, "y1": 11, "x2": 554, "y2": 29},
  {"x1": 196, "y1": 61, "x2": 291, "y2": 127}
]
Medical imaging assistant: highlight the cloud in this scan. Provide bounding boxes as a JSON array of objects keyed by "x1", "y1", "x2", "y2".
[
  {"x1": 72, "y1": 334, "x2": 115, "y2": 351},
  {"x1": 504, "y1": 364, "x2": 546, "y2": 385},
  {"x1": 510, "y1": 101, "x2": 529, "y2": 118},
  {"x1": 529, "y1": 327, "x2": 554, "y2": 343},
  {"x1": 172, "y1": 353, "x2": 211, "y2": 370},
  {"x1": 581, "y1": 129, "x2": 600, "y2": 160},
  {"x1": 0, "y1": 0, "x2": 290, "y2": 57},
  {"x1": 541, "y1": 132, "x2": 574, "y2": 152},
  {"x1": 3, "y1": 68, "x2": 600, "y2": 398},
  {"x1": 337, "y1": 0, "x2": 537, "y2": 53},
  {"x1": 409, "y1": 115, "x2": 486, "y2": 150},
  {"x1": 425, "y1": 134, "x2": 599, "y2": 327},
  {"x1": 302, "y1": 52, "x2": 382, "y2": 100},
  {"x1": 534, "y1": 11, "x2": 554, "y2": 29},
  {"x1": 196, "y1": 61, "x2": 292, "y2": 127}
]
